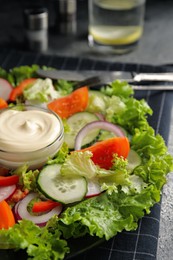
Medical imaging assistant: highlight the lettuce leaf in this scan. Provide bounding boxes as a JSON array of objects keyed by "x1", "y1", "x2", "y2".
[
  {"x1": 60, "y1": 151, "x2": 144, "y2": 195},
  {"x1": 24, "y1": 78, "x2": 60, "y2": 103},
  {"x1": 47, "y1": 143, "x2": 69, "y2": 165},
  {"x1": 101, "y1": 80, "x2": 134, "y2": 98},
  {"x1": 60, "y1": 151, "x2": 98, "y2": 179},
  {"x1": 86, "y1": 92, "x2": 108, "y2": 113},
  {"x1": 0, "y1": 67, "x2": 8, "y2": 79},
  {"x1": 56, "y1": 185, "x2": 157, "y2": 240},
  {"x1": 13, "y1": 165, "x2": 39, "y2": 191},
  {"x1": 61, "y1": 151, "x2": 129, "y2": 180},
  {"x1": 86, "y1": 81, "x2": 152, "y2": 133},
  {"x1": 105, "y1": 95, "x2": 126, "y2": 122},
  {"x1": 0, "y1": 220, "x2": 69, "y2": 260},
  {"x1": 53, "y1": 79, "x2": 74, "y2": 95},
  {"x1": 7, "y1": 65, "x2": 39, "y2": 86}
]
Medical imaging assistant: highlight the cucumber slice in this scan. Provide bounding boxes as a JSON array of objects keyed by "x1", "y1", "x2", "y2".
[
  {"x1": 37, "y1": 164, "x2": 87, "y2": 204},
  {"x1": 126, "y1": 149, "x2": 142, "y2": 173},
  {"x1": 64, "y1": 112, "x2": 100, "y2": 149}
]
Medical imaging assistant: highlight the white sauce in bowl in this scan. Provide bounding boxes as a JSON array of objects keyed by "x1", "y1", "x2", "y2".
[
  {"x1": 0, "y1": 106, "x2": 64, "y2": 170},
  {"x1": 0, "y1": 109, "x2": 61, "y2": 152}
]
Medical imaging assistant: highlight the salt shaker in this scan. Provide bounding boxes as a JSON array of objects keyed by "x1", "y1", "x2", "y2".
[
  {"x1": 55, "y1": 0, "x2": 77, "y2": 35},
  {"x1": 23, "y1": 7, "x2": 48, "y2": 52}
]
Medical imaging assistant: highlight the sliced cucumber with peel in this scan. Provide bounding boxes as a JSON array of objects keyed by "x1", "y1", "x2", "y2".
[
  {"x1": 126, "y1": 149, "x2": 142, "y2": 173},
  {"x1": 37, "y1": 164, "x2": 87, "y2": 204},
  {"x1": 64, "y1": 111, "x2": 100, "y2": 149}
]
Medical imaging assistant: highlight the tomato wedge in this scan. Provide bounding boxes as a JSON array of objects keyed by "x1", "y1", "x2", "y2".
[
  {"x1": 48, "y1": 86, "x2": 89, "y2": 118},
  {"x1": 9, "y1": 78, "x2": 37, "y2": 101},
  {"x1": 78, "y1": 137, "x2": 130, "y2": 170},
  {"x1": 0, "y1": 97, "x2": 8, "y2": 109},
  {"x1": 32, "y1": 200, "x2": 61, "y2": 213},
  {"x1": 0, "y1": 175, "x2": 19, "y2": 186},
  {"x1": 0, "y1": 200, "x2": 15, "y2": 229}
]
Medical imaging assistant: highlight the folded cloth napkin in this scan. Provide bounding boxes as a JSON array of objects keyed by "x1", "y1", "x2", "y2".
[{"x1": 0, "y1": 48, "x2": 172, "y2": 260}]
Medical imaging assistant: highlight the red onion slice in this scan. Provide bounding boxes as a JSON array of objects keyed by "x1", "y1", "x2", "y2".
[
  {"x1": 0, "y1": 78, "x2": 13, "y2": 101},
  {"x1": 86, "y1": 180, "x2": 101, "y2": 198},
  {"x1": 0, "y1": 185, "x2": 16, "y2": 202},
  {"x1": 75, "y1": 120, "x2": 125, "y2": 150},
  {"x1": 14, "y1": 193, "x2": 62, "y2": 226},
  {"x1": 95, "y1": 113, "x2": 105, "y2": 121}
]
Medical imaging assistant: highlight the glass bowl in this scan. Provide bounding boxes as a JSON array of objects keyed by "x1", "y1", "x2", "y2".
[{"x1": 0, "y1": 105, "x2": 64, "y2": 170}]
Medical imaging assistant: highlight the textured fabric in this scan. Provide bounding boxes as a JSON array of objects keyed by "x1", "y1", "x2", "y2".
[{"x1": 0, "y1": 49, "x2": 172, "y2": 260}]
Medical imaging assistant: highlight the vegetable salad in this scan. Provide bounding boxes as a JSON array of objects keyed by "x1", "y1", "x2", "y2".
[{"x1": 0, "y1": 65, "x2": 172, "y2": 260}]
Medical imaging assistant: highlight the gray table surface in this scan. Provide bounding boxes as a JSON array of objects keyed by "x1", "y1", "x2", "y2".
[{"x1": 0, "y1": 1, "x2": 173, "y2": 259}]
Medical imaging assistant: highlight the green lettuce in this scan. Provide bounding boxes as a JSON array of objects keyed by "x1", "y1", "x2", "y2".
[
  {"x1": 13, "y1": 164, "x2": 39, "y2": 191},
  {"x1": 0, "y1": 220, "x2": 69, "y2": 260},
  {"x1": 101, "y1": 80, "x2": 134, "y2": 98},
  {"x1": 47, "y1": 143, "x2": 69, "y2": 165},
  {"x1": 61, "y1": 151, "x2": 129, "y2": 180},
  {"x1": 7, "y1": 65, "x2": 39, "y2": 86},
  {"x1": 86, "y1": 81, "x2": 152, "y2": 133},
  {"x1": 56, "y1": 185, "x2": 157, "y2": 240},
  {"x1": 86, "y1": 92, "x2": 108, "y2": 113},
  {"x1": 0, "y1": 67, "x2": 8, "y2": 79},
  {"x1": 105, "y1": 95, "x2": 126, "y2": 121},
  {"x1": 13, "y1": 165, "x2": 39, "y2": 191},
  {"x1": 24, "y1": 78, "x2": 60, "y2": 103},
  {"x1": 60, "y1": 151, "x2": 145, "y2": 195},
  {"x1": 60, "y1": 151, "x2": 98, "y2": 179},
  {"x1": 53, "y1": 79, "x2": 74, "y2": 95}
]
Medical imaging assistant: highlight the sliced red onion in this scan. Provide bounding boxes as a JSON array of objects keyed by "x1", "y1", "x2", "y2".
[
  {"x1": 75, "y1": 120, "x2": 125, "y2": 150},
  {"x1": 0, "y1": 78, "x2": 13, "y2": 101},
  {"x1": 95, "y1": 113, "x2": 105, "y2": 121},
  {"x1": 13, "y1": 200, "x2": 21, "y2": 221},
  {"x1": 0, "y1": 184, "x2": 16, "y2": 202},
  {"x1": 14, "y1": 193, "x2": 62, "y2": 226},
  {"x1": 86, "y1": 180, "x2": 101, "y2": 198}
]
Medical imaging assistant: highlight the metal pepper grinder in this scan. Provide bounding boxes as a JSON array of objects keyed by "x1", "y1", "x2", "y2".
[
  {"x1": 23, "y1": 7, "x2": 48, "y2": 52},
  {"x1": 55, "y1": 0, "x2": 77, "y2": 35}
]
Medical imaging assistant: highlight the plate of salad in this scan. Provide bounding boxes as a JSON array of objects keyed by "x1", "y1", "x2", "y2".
[{"x1": 0, "y1": 65, "x2": 172, "y2": 260}]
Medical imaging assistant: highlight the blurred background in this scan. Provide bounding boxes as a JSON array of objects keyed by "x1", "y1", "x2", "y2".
[
  {"x1": 0, "y1": 0, "x2": 173, "y2": 64},
  {"x1": 0, "y1": 0, "x2": 87, "y2": 52}
]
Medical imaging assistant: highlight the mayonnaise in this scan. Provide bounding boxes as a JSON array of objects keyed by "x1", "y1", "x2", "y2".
[{"x1": 0, "y1": 109, "x2": 62, "y2": 152}]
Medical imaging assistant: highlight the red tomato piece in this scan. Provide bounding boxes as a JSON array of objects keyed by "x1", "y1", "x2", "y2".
[
  {"x1": 78, "y1": 137, "x2": 130, "y2": 170},
  {"x1": 9, "y1": 78, "x2": 37, "y2": 101},
  {"x1": 0, "y1": 200, "x2": 15, "y2": 229},
  {"x1": 0, "y1": 97, "x2": 8, "y2": 109},
  {"x1": 47, "y1": 86, "x2": 89, "y2": 118},
  {"x1": 0, "y1": 175, "x2": 19, "y2": 186},
  {"x1": 32, "y1": 200, "x2": 61, "y2": 213}
]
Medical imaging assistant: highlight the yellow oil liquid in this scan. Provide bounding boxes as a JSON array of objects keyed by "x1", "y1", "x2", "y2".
[{"x1": 89, "y1": 25, "x2": 143, "y2": 45}]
